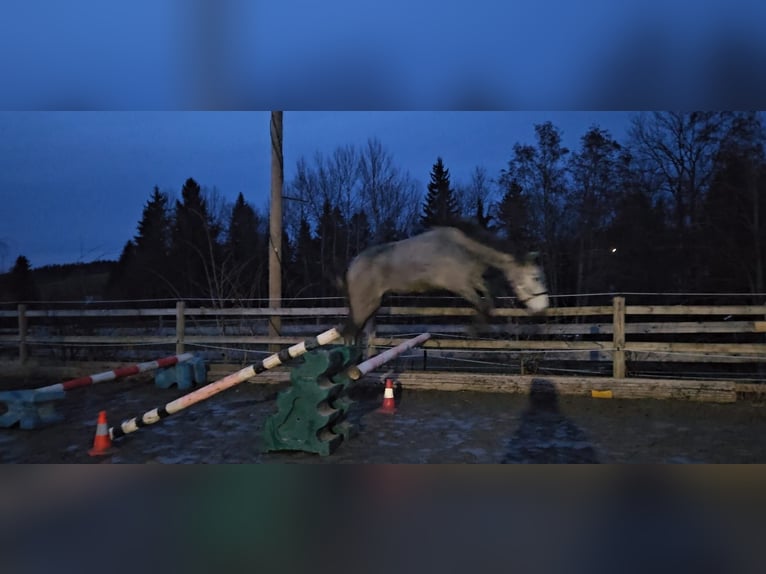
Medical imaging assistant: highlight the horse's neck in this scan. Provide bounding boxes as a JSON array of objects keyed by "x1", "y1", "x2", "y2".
[{"x1": 452, "y1": 231, "x2": 517, "y2": 270}]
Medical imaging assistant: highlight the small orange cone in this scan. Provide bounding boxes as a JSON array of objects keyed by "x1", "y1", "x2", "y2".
[
  {"x1": 88, "y1": 410, "x2": 116, "y2": 456},
  {"x1": 377, "y1": 378, "x2": 397, "y2": 414}
]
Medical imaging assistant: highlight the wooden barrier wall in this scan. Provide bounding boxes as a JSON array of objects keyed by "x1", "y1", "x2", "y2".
[{"x1": 1, "y1": 297, "x2": 764, "y2": 400}]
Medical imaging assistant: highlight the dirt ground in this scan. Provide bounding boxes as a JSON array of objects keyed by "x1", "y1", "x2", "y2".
[{"x1": 2, "y1": 373, "x2": 765, "y2": 464}]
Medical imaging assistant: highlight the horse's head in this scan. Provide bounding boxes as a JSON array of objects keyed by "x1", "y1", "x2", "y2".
[{"x1": 507, "y1": 252, "x2": 549, "y2": 313}]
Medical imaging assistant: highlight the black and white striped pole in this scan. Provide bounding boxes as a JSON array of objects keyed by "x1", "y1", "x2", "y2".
[{"x1": 110, "y1": 327, "x2": 341, "y2": 440}]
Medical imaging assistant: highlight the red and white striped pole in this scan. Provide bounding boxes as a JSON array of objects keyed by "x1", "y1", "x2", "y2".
[{"x1": 36, "y1": 353, "x2": 196, "y2": 394}]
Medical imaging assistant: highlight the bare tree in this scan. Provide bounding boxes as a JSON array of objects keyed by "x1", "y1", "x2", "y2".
[
  {"x1": 629, "y1": 112, "x2": 735, "y2": 289},
  {"x1": 499, "y1": 122, "x2": 570, "y2": 295},
  {"x1": 358, "y1": 138, "x2": 421, "y2": 242},
  {"x1": 567, "y1": 126, "x2": 624, "y2": 300},
  {"x1": 629, "y1": 112, "x2": 732, "y2": 232},
  {"x1": 456, "y1": 165, "x2": 494, "y2": 226}
]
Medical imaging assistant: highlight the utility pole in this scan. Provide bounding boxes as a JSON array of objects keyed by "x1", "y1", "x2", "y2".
[{"x1": 269, "y1": 112, "x2": 283, "y2": 351}]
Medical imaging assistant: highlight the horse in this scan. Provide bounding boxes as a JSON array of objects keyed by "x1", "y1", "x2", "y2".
[{"x1": 339, "y1": 224, "x2": 549, "y2": 341}]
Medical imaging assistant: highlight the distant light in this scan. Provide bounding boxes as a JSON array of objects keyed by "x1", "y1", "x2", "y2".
[{"x1": 611, "y1": 247, "x2": 617, "y2": 253}]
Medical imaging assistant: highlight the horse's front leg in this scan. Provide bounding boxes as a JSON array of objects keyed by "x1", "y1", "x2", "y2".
[
  {"x1": 469, "y1": 278, "x2": 495, "y2": 319},
  {"x1": 451, "y1": 282, "x2": 493, "y2": 337}
]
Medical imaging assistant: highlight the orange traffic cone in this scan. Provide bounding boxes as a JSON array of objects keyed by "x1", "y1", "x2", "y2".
[
  {"x1": 88, "y1": 410, "x2": 116, "y2": 456},
  {"x1": 377, "y1": 378, "x2": 397, "y2": 414}
]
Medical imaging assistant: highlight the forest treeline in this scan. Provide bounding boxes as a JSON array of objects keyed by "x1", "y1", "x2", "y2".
[{"x1": 3, "y1": 111, "x2": 766, "y2": 305}]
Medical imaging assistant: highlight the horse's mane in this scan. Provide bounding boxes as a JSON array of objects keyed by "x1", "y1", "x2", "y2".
[{"x1": 432, "y1": 218, "x2": 528, "y2": 262}]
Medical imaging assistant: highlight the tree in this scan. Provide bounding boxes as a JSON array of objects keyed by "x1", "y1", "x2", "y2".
[
  {"x1": 289, "y1": 215, "x2": 321, "y2": 299},
  {"x1": 457, "y1": 166, "x2": 494, "y2": 228},
  {"x1": 347, "y1": 209, "x2": 371, "y2": 256},
  {"x1": 358, "y1": 138, "x2": 421, "y2": 242},
  {"x1": 493, "y1": 177, "x2": 533, "y2": 251},
  {"x1": 105, "y1": 240, "x2": 136, "y2": 299},
  {"x1": 566, "y1": 126, "x2": 624, "y2": 298},
  {"x1": 421, "y1": 157, "x2": 460, "y2": 228},
  {"x1": 133, "y1": 187, "x2": 173, "y2": 299},
  {"x1": 701, "y1": 112, "x2": 766, "y2": 296},
  {"x1": 9, "y1": 255, "x2": 40, "y2": 303},
  {"x1": 499, "y1": 122, "x2": 570, "y2": 295},
  {"x1": 169, "y1": 178, "x2": 221, "y2": 299},
  {"x1": 225, "y1": 192, "x2": 267, "y2": 302},
  {"x1": 628, "y1": 112, "x2": 733, "y2": 289},
  {"x1": 316, "y1": 199, "x2": 348, "y2": 297}
]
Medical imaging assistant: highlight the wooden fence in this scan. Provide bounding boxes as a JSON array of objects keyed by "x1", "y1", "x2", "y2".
[{"x1": 1, "y1": 297, "x2": 764, "y2": 401}]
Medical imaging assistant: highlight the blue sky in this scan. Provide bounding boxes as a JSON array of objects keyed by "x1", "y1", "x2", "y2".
[
  {"x1": 1, "y1": 2, "x2": 763, "y2": 270},
  {"x1": 1, "y1": 2, "x2": 764, "y2": 109},
  {"x1": 0, "y1": 112, "x2": 633, "y2": 270}
]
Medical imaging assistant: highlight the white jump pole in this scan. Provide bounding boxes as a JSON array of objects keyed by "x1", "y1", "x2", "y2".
[
  {"x1": 346, "y1": 332, "x2": 431, "y2": 380},
  {"x1": 110, "y1": 327, "x2": 341, "y2": 440}
]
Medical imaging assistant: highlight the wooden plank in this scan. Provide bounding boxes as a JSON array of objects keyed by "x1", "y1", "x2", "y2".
[
  {"x1": 185, "y1": 307, "x2": 346, "y2": 317},
  {"x1": 626, "y1": 342, "x2": 766, "y2": 356},
  {"x1": 624, "y1": 321, "x2": 759, "y2": 334},
  {"x1": 734, "y1": 383, "x2": 766, "y2": 395},
  {"x1": 386, "y1": 372, "x2": 737, "y2": 403},
  {"x1": 369, "y1": 337, "x2": 612, "y2": 351},
  {"x1": 382, "y1": 305, "x2": 612, "y2": 318},
  {"x1": 627, "y1": 351, "x2": 766, "y2": 363},
  {"x1": 373, "y1": 321, "x2": 760, "y2": 336},
  {"x1": 23, "y1": 308, "x2": 177, "y2": 318},
  {"x1": 419, "y1": 349, "x2": 614, "y2": 362},
  {"x1": 627, "y1": 305, "x2": 766, "y2": 316},
  {"x1": 12, "y1": 307, "x2": 347, "y2": 319}
]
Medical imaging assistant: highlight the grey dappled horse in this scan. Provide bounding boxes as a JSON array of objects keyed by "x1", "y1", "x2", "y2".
[{"x1": 340, "y1": 225, "x2": 549, "y2": 340}]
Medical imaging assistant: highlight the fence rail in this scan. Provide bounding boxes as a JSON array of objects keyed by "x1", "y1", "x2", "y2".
[{"x1": 1, "y1": 298, "x2": 765, "y2": 384}]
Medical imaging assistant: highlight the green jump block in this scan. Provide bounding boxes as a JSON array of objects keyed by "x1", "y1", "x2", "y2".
[{"x1": 262, "y1": 345, "x2": 360, "y2": 456}]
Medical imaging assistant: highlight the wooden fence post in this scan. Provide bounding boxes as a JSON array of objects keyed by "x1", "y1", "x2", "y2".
[
  {"x1": 612, "y1": 296, "x2": 626, "y2": 378},
  {"x1": 18, "y1": 303, "x2": 28, "y2": 364},
  {"x1": 176, "y1": 301, "x2": 186, "y2": 354}
]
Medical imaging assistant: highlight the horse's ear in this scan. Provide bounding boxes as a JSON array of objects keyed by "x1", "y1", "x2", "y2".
[{"x1": 525, "y1": 251, "x2": 540, "y2": 264}]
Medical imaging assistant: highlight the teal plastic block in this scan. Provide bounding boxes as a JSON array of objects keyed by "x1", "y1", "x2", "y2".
[
  {"x1": 0, "y1": 388, "x2": 66, "y2": 430},
  {"x1": 155, "y1": 356, "x2": 207, "y2": 390}
]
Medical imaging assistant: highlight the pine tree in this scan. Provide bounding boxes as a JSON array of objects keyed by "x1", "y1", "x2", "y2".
[
  {"x1": 133, "y1": 187, "x2": 173, "y2": 298},
  {"x1": 226, "y1": 192, "x2": 265, "y2": 300},
  {"x1": 170, "y1": 178, "x2": 219, "y2": 298},
  {"x1": 316, "y1": 199, "x2": 348, "y2": 297},
  {"x1": 494, "y1": 178, "x2": 533, "y2": 251},
  {"x1": 105, "y1": 240, "x2": 138, "y2": 299},
  {"x1": 291, "y1": 215, "x2": 320, "y2": 298},
  {"x1": 348, "y1": 210, "x2": 371, "y2": 256},
  {"x1": 9, "y1": 255, "x2": 40, "y2": 303},
  {"x1": 421, "y1": 157, "x2": 460, "y2": 228}
]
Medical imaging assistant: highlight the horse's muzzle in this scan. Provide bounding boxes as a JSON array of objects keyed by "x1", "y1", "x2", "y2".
[{"x1": 523, "y1": 291, "x2": 549, "y2": 313}]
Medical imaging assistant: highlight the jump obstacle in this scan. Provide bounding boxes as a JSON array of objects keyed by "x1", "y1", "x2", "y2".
[
  {"x1": 107, "y1": 329, "x2": 430, "y2": 458},
  {"x1": 109, "y1": 327, "x2": 343, "y2": 440},
  {"x1": 0, "y1": 352, "x2": 201, "y2": 430},
  {"x1": 262, "y1": 332, "x2": 431, "y2": 456}
]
